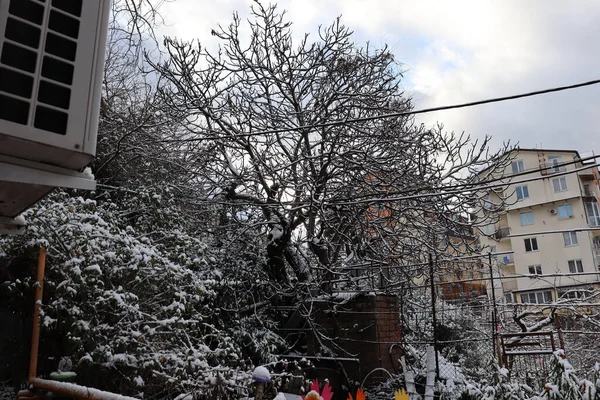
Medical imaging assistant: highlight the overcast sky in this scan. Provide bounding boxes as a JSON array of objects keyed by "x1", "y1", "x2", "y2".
[{"x1": 158, "y1": 0, "x2": 600, "y2": 154}]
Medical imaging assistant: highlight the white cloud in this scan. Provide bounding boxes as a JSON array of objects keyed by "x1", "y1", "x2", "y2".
[{"x1": 157, "y1": 0, "x2": 600, "y2": 152}]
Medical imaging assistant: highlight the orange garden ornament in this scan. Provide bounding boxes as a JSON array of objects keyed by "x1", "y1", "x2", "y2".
[
  {"x1": 346, "y1": 388, "x2": 365, "y2": 400},
  {"x1": 394, "y1": 389, "x2": 409, "y2": 400},
  {"x1": 303, "y1": 379, "x2": 334, "y2": 400}
]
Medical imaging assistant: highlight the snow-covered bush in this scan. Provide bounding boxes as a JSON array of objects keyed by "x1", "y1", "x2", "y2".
[
  {"x1": 0, "y1": 190, "x2": 287, "y2": 398},
  {"x1": 455, "y1": 352, "x2": 600, "y2": 400}
]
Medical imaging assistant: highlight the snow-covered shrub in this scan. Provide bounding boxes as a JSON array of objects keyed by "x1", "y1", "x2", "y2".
[
  {"x1": 458, "y1": 366, "x2": 534, "y2": 400},
  {"x1": 539, "y1": 350, "x2": 589, "y2": 400},
  {"x1": 455, "y1": 352, "x2": 600, "y2": 400},
  {"x1": 0, "y1": 190, "x2": 287, "y2": 398}
]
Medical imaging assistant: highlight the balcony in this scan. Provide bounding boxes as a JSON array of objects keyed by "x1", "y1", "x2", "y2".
[{"x1": 494, "y1": 227, "x2": 511, "y2": 240}]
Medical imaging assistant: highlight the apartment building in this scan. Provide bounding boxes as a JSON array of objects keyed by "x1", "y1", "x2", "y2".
[{"x1": 476, "y1": 148, "x2": 600, "y2": 304}]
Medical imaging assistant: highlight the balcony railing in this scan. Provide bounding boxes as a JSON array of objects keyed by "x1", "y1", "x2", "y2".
[{"x1": 494, "y1": 227, "x2": 511, "y2": 240}]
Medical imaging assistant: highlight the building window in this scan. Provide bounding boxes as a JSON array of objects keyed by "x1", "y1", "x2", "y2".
[
  {"x1": 548, "y1": 156, "x2": 565, "y2": 173},
  {"x1": 482, "y1": 223, "x2": 495, "y2": 235},
  {"x1": 519, "y1": 211, "x2": 534, "y2": 226},
  {"x1": 553, "y1": 177, "x2": 568, "y2": 192},
  {"x1": 528, "y1": 265, "x2": 542, "y2": 275},
  {"x1": 504, "y1": 293, "x2": 513, "y2": 303},
  {"x1": 559, "y1": 289, "x2": 592, "y2": 300},
  {"x1": 524, "y1": 237, "x2": 538, "y2": 252},
  {"x1": 568, "y1": 259, "x2": 584, "y2": 273},
  {"x1": 586, "y1": 202, "x2": 600, "y2": 227},
  {"x1": 482, "y1": 195, "x2": 492, "y2": 210},
  {"x1": 557, "y1": 204, "x2": 573, "y2": 219},
  {"x1": 512, "y1": 160, "x2": 525, "y2": 174},
  {"x1": 520, "y1": 291, "x2": 552, "y2": 304},
  {"x1": 515, "y1": 185, "x2": 530, "y2": 200},
  {"x1": 563, "y1": 231, "x2": 578, "y2": 247}
]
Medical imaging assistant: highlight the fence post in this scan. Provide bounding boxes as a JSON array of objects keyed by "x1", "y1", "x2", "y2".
[
  {"x1": 428, "y1": 253, "x2": 440, "y2": 381},
  {"x1": 425, "y1": 345, "x2": 436, "y2": 400},
  {"x1": 488, "y1": 252, "x2": 499, "y2": 361}
]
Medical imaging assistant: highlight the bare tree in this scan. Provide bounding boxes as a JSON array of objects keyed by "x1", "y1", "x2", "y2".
[{"x1": 148, "y1": 1, "x2": 510, "y2": 294}]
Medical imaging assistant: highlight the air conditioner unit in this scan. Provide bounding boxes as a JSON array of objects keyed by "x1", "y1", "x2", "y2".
[
  {"x1": 0, "y1": 0, "x2": 110, "y2": 167},
  {"x1": 0, "y1": 0, "x2": 110, "y2": 230},
  {"x1": 549, "y1": 209, "x2": 557, "y2": 215}
]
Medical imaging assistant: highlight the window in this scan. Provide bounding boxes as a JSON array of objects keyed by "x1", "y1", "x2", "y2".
[
  {"x1": 511, "y1": 160, "x2": 524, "y2": 174},
  {"x1": 524, "y1": 237, "x2": 538, "y2": 252},
  {"x1": 568, "y1": 259, "x2": 584, "y2": 273},
  {"x1": 563, "y1": 232, "x2": 578, "y2": 246},
  {"x1": 528, "y1": 265, "x2": 542, "y2": 275},
  {"x1": 586, "y1": 202, "x2": 600, "y2": 227},
  {"x1": 504, "y1": 293, "x2": 513, "y2": 303},
  {"x1": 519, "y1": 211, "x2": 534, "y2": 226},
  {"x1": 557, "y1": 204, "x2": 573, "y2": 219},
  {"x1": 584, "y1": 184, "x2": 593, "y2": 196},
  {"x1": 482, "y1": 195, "x2": 491, "y2": 210},
  {"x1": 553, "y1": 177, "x2": 568, "y2": 192},
  {"x1": 482, "y1": 223, "x2": 495, "y2": 235},
  {"x1": 515, "y1": 185, "x2": 530, "y2": 200},
  {"x1": 520, "y1": 291, "x2": 552, "y2": 304},
  {"x1": 559, "y1": 289, "x2": 592, "y2": 300},
  {"x1": 548, "y1": 156, "x2": 564, "y2": 173}
]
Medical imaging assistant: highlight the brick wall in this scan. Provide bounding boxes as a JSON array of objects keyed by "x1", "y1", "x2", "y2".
[{"x1": 306, "y1": 294, "x2": 402, "y2": 384}]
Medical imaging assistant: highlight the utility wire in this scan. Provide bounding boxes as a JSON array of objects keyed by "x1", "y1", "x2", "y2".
[
  {"x1": 164, "y1": 157, "x2": 600, "y2": 207},
  {"x1": 328, "y1": 161, "x2": 600, "y2": 206},
  {"x1": 254, "y1": 79, "x2": 600, "y2": 136},
  {"x1": 158, "y1": 78, "x2": 600, "y2": 141},
  {"x1": 97, "y1": 144, "x2": 600, "y2": 208},
  {"x1": 308, "y1": 152, "x2": 599, "y2": 204}
]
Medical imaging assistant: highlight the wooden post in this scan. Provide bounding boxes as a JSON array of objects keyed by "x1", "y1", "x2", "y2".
[{"x1": 29, "y1": 247, "x2": 46, "y2": 383}]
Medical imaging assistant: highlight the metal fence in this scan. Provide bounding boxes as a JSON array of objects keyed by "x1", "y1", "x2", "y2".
[{"x1": 394, "y1": 256, "x2": 600, "y2": 395}]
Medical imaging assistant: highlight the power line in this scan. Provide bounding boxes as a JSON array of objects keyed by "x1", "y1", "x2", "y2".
[
  {"x1": 149, "y1": 154, "x2": 600, "y2": 208},
  {"x1": 309, "y1": 152, "x2": 600, "y2": 204},
  {"x1": 327, "y1": 161, "x2": 600, "y2": 206},
  {"x1": 157, "y1": 78, "x2": 600, "y2": 141},
  {"x1": 253, "y1": 79, "x2": 600, "y2": 136},
  {"x1": 507, "y1": 227, "x2": 600, "y2": 239}
]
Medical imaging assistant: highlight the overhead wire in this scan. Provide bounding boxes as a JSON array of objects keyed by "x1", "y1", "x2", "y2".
[
  {"x1": 158, "y1": 78, "x2": 600, "y2": 141},
  {"x1": 137, "y1": 155, "x2": 600, "y2": 207}
]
